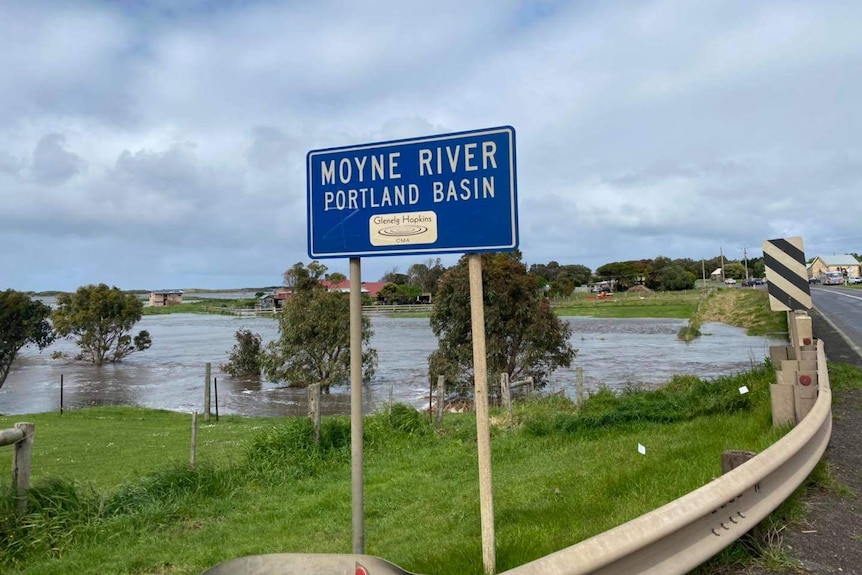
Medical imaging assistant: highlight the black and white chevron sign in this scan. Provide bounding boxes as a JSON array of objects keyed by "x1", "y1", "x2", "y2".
[{"x1": 762, "y1": 237, "x2": 812, "y2": 312}]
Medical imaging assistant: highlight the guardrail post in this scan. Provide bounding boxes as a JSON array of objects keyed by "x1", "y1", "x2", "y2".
[{"x1": 770, "y1": 311, "x2": 821, "y2": 426}]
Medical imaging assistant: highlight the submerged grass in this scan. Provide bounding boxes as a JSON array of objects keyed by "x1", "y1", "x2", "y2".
[{"x1": 0, "y1": 360, "x2": 811, "y2": 575}]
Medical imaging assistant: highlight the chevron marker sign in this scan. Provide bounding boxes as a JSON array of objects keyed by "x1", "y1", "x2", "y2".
[{"x1": 762, "y1": 237, "x2": 813, "y2": 312}]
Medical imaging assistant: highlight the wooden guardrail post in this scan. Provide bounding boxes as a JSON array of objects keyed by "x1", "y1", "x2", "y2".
[{"x1": 308, "y1": 383, "x2": 322, "y2": 444}]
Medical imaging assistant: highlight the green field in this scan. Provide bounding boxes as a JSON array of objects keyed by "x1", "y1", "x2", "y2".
[
  {"x1": 142, "y1": 298, "x2": 260, "y2": 316},
  {"x1": 0, "y1": 287, "x2": 838, "y2": 575},
  {"x1": 0, "y1": 364, "x2": 807, "y2": 575},
  {"x1": 553, "y1": 290, "x2": 701, "y2": 319}
]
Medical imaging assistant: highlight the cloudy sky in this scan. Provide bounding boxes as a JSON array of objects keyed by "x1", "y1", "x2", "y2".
[{"x1": 2, "y1": 0, "x2": 860, "y2": 292}]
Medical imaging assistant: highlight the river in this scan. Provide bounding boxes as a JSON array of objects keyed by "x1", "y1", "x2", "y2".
[{"x1": 0, "y1": 314, "x2": 784, "y2": 417}]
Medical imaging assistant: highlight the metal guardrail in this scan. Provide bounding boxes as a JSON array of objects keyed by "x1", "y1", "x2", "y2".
[{"x1": 499, "y1": 340, "x2": 832, "y2": 575}]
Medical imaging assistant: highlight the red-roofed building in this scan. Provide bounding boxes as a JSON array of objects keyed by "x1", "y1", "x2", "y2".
[{"x1": 319, "y1": 280, "x2": 390, "y2": 299}]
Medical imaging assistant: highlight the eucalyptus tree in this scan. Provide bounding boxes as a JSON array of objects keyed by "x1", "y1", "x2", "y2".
[
  {"x1": 428, "y1": 252, "x2": 576, "y2": 396},
  {"x1": 265, "y1": 262, "x2": 377, "y2": 393},
  {"x1": 52, "y1": 284, "x2": 151, "y2": 365},
  {"x1": 0, "y1": 290, "x2": 54, "y2": 389}
]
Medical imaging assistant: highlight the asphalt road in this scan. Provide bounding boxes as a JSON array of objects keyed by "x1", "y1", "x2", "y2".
[{"x1": 810, "y1": 286, "x2": 862, "y2": 359}]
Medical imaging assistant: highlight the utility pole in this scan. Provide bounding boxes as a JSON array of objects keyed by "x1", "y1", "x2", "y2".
[
  {"x1": 720, "y1": 247, "x2": 725, "y2": 283},
  {"x1": 743, "y1": 247, "x2": 750, "y2": 282},
  {"x1": 701, "y1": 258, "x2": 706, "y2": 285}
]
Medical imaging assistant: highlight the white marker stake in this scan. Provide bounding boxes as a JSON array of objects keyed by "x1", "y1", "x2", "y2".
[
  {"x1": 638, "y1": 443, "x2": 646, "y2": 455},
  {"x1": 739, "y1": 386, "x2": 749, "y2": 395}
]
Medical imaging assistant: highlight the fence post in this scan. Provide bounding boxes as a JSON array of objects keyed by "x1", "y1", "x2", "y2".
[
  {"x1": 191, "y1": 411, "x2": 198, "y2": 468},
  {"x1": 204, "y1": 363, "x2": 212, "y2": 422},
  {"x1": 13, "y1": 422, "x2": 35, "y2": 513},
  {"x1": 308, "y1": 383, "x2": 321, "y2": 444},
  {"x1": 435, "y1": 376, "x2": 445, "y2": 429},
  {"x1": 576, "y1": 367, "x2": 584, "y2": 408},
  {"x1": 501, "y1": 373, "x2": 512, "y2": 426},
  {"x1": 214, "y1": 377, "x2": 219, "y2": 422}
]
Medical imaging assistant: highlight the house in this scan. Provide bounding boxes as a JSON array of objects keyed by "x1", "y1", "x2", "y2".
[
  {"x1": 319, "y1": 280, "x2": 390, "y2": 299},
  {"x1": 149, "y1": 290, "x2": 183, "y2": 306},
  {"x1": 264, "y1": 281, "x2": 395, "y2": 309},
  {"x1": 808, "y1": 255, "x2": 862, "y2": 280},
  {"x1": 271, "y1": 288, "x2": 294, "y2": 309}
]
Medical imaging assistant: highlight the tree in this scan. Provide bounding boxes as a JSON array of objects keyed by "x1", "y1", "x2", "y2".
[
  {"x1": 530, "y1": 261, "x2": 593, "y2": 290},
  {"x1": 557, "y1": 264, "x2": 592, "y2": 287},
  {"x1": 724, "y1": 262, "x2": 746, "y2": 280},
  {"x1": 596, "y1": 260, "x2": 641, "y2": 290},
  {"x1": 653, "y1": 265, "x2": 696, "y2": 291},
  {"x1": 264, "y1": 263, "x2": 377, "y2": 392},
  {"x1": 52, "y1": 284, "x2": 152, "y2": 365},
  {"x1": 380, "y1": 266, "x2": 409, "y2": 285},
  {"x1": 428, "y1": 252, "x2": 576, "y2": 396},
  {"x1": 408, "y1": 258, "x2": 446, "y2": 294},
  {"x1": 221, "y1": 328, "x2": 263, "y2": 377},
  {"x1": 379, "y1": 282, "x2": 422, "y2": 304},
  {"x1": 0, "y1": 290, "x2": 55, "y2": 390},
  {"x1": 326, "y1": 272, "x2": 347, "y2": 286},
  {"x1": 283, "y1": 261, "x2": 328, "y2": 292}
]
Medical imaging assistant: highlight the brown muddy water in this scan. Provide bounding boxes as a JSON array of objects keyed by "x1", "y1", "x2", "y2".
[{"x1": 1, "y1": 314, "x2": 785, "y2": 416}]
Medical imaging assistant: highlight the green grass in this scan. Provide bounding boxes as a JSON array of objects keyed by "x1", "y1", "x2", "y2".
[
  {"x1": 0, "y1": 363, "x2": 803, "y2": 575},
  {"x1": 553, "y1": 290, "x2": 701, "y2": 319},
  {"x1": 142, "y1": 299, "x2": 260, "y2": 316}
]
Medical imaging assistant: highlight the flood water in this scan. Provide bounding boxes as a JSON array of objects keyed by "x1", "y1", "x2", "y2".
[{"x1": 1, "y1": 314, "x2": 785, "y2": 417}]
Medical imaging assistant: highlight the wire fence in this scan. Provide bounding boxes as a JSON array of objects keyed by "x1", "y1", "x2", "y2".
[{"x1": 0, "y1": 410, "x2": 266, "y2": 492}]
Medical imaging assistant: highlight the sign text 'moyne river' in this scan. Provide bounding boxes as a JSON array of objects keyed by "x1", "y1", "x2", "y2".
[{"x1": 307, "y1": 126, "x2": 518, "y2": 258}]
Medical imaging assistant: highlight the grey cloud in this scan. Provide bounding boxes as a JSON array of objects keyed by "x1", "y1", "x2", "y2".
[
  {"x1": 246, "y1": 126, "x2": 293, "y2": 170},
  {"x1": 377, "y1": 117, "x2": 448, "y2": 141},
  {"x1": 0, "y1": 152, "x2": 22, "y2": 175},
  {"x1": 30, "y1": 133, "x2": 84, "y2": 185},
  {"x1": 112, "y1": 143, "x2": 201, "y2": 191}
]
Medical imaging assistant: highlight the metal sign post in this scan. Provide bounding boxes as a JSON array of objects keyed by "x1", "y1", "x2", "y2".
[{"x1": 350, "y1": 257, "x2": 364, "y2": 553}]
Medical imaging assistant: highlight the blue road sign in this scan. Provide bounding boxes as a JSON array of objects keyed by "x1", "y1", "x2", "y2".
[{"x1": 307, "y1": 126, "x2": 518, "y2": 258}]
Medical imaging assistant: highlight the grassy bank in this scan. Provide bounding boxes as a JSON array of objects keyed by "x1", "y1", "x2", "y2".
[
  {"x1": 0, "y1": 365, "x2": 797, "y2": 575},
  {"x1": 679, "y1": 288, "x2": 788, "y2": 342}
]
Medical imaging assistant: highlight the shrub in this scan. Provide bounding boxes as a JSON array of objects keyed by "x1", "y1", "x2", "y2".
[{"x1": 221, "y1": 328, "x2": 263, "y2": 377}]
